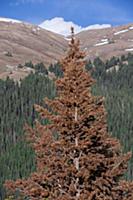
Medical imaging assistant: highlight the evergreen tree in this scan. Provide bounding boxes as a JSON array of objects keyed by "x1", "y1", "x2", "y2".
[
  {"x1": 24, "y1": 61, "x2": 34, "y2": 68},
  {"x1": 35, "y1": 62, "x2": 48, "y2": 75},
  {"x1": 5, "y1": 28, "x2": 133, "y2": 199},
  {"x1": 85, "y1": 60, "x2": 93, "y2": 71},
  {"x1": 49, "y1": 62, "x2": 63, "y2": 78}
]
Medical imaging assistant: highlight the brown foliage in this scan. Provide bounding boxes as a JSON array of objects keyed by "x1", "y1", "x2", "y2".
[{"x1": 5, "y1": 27, "x2": 133, "y2": 199}]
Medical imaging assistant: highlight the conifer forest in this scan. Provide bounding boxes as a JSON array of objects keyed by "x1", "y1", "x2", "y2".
[{"x1": 0, "y1": 35, "x2": 133, "y2": 199}]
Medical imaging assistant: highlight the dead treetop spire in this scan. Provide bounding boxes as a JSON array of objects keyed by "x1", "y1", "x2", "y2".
[{"x1": 71, "y1": 26, "x2": 75, "y2": 44}]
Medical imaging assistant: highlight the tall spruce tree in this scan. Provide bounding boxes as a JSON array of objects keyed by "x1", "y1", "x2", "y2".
[{"x1": 5, "y1": 28, "x2": 133, "y2": 200}]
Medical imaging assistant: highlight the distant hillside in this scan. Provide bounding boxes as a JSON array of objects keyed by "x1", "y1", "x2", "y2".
[
  {"x1": 76, "y1": 24, "x2": 133, "y2": 60},
  {"x1": 0, "y1": 18, "x2": 133, "y2": 80},
  {"x1": 0, "y1": 18, "x2": 67, "y2": 74}
]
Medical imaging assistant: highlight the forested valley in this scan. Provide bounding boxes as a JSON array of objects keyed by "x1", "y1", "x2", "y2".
[{"x1": 0, "y1": 53, "x2": 133, "y2": 199}]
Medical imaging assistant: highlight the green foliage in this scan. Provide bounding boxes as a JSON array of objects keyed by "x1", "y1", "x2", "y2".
[
  {"x1": 93, "y1": 57, "x2": 105, "y2": 68},
  {"x1": 85, "y1": 60, "x2": 93, "y2": 71},
  {"x1": 0, "y1": 73, "x2": 55, "y2": 200},
  {"x1": 24, "y1": 61, "x2": 48, "y2": 75},
  {"x1": 34, "y1": 62, "x2": 48, "y2": 74},
  {"x1": 89, "y1": 53, "x2": 133, "y2": 180},
  {"x1": 105, "y1": 56, "x2": 119, "y2": 69},
  {"x1": 24, "y1": 61, "x2": 34, "y2": 68},
  {"x1": 49, "y1": 62, "x2": 63, "y2": 77}
]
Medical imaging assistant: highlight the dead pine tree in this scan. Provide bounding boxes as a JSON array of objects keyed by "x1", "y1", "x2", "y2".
[{"x1": 5, "y1": 27, "x2": 133, "y2": 200}]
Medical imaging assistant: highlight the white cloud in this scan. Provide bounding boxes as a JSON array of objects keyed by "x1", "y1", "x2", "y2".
[
  {"x1": 39, "y1": 17, "x2": 82, "y2": 36},
  {"x1": 10, "y1": 0, "x2": 44, "y2": 5},
  {"x1": 21, "y1": 0, "x2": 44, "y2": 3},
  {"x1": 83, "y1": 24, "x2": 111, "y2": 31},
  {"x1": 39, "y1": 17, "x2": 111, "y2": 36}
]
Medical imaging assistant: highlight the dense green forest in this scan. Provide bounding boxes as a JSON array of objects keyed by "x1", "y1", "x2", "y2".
[
  {"x1": 0, "y1": 53, "x2": 133, "y2": 199},
  {"x1": 0, "y1": 72, "x2": 55, "y2": 199}
]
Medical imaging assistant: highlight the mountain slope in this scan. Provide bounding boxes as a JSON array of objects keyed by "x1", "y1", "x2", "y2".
[
  {"x1": 0, "y1": 18, "x2": 133, "y2": 80},
  {"x1": 0, "y1": 19, "x2": 68, "y2": 73},
  {"x1": 77, "y1": 23, "x2": 133, "y2": 60}
]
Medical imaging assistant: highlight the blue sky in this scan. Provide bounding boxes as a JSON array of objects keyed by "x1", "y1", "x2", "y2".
[{"x1": 0, "y1": 0, "x2": 133, "y2": 26}]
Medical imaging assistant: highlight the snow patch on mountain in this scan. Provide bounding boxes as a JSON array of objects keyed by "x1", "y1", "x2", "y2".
[
  {"x1": 94, "y1": 41, "x2": 109, "y2": 46},
  {"x1": 114, "y1": 29, "x2": 129, "y2": 35},
  {"x1": 125, "y1": 48, "x2": 133, "y2": 52},
  {"x1": 0, "y1": 17, "x2": 21, "y2": 23},
  {"x1": 129, "y1": 26, "x2": 133, "y2": 30},
  {"x1": 114, "y1": 26, "x2": 133, "y2": 36},
  {"x1": 64, "y1": 37, "x2": 71, "y2": 41},
  {"x1": 101, "y1": 39, "x2": 108, "y2": 42},
  {"x1": 94, "y1": 39, "x2": 109, "y2": 46}
]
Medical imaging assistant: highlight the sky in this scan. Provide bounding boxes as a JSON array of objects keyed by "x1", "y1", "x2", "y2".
[{"x1": 0, "y1": 0, "x2": 133, "y2": 35}]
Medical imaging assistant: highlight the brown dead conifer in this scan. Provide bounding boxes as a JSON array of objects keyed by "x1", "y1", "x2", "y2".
[{"x1": 5, "y1": 27, "x2": 133, "y2": 200}]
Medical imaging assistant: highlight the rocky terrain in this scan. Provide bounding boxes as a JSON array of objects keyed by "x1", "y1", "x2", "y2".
[{"x1": 0, "y1": 18, "x2": 133, "y2": 79}]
